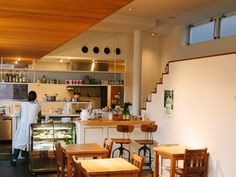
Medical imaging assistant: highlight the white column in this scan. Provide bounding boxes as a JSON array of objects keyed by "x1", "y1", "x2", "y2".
[{"x1": 132, "y1": 30, "x2": 142, "y2": 115}]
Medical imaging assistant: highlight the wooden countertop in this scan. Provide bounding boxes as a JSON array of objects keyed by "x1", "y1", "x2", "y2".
[{"x1": 75, "y1": 119, "x2": 154, "y2": 126}]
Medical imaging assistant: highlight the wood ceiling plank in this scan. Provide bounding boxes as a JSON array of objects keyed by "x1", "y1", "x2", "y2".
[{"x1": 0, "y1": 0, "x2": 133, "y2": 60}]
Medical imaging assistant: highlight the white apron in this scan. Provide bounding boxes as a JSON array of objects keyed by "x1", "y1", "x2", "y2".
[{"x1": 13, "y1": 102, "x2": 41, "y2": 151}]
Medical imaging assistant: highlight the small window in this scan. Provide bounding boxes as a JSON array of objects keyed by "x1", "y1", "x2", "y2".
[
  {"x1": 220, "y1": 14, "x2": 236, "y2": 37},
  {"x1": 189, "y1": 21, "x2": 215, "y2": 44}
]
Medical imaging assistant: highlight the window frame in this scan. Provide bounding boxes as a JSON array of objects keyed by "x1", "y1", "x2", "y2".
[
  {"x1": 187, "y1": 10, "x2": 236, "y2": 45},
  {"x1": 187, "y1": 18, "x2": 215, "y2": 45},
  {"x1": 219, "y1": 11, "x2": 236, "y2": 38}
]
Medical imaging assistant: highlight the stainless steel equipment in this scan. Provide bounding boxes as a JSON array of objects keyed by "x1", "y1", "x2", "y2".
[{"x1": 0, "y1": 116, "x2": 12, "y2": 141}]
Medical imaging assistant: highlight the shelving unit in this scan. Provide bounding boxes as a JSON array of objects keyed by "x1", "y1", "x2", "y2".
[
  {"x1": 0, "y1": 58, "x2": 125, "y2": 86},
  {"x1": 0, "y1": 68, "x2": 125, "y2": 86},
  {"x1": 0, "y1": 60, "x2": 126, "y2": 107}
]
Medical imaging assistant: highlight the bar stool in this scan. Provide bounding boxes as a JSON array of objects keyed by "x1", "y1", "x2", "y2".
[
  {"x1": 111, "y1": 124, "x2": 134, "y2": 161},
  {"x1": 134, "y1": 124, "x2": 158, "y2": 172}
]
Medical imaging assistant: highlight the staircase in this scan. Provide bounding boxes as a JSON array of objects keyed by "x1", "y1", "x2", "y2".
[{"x1": 141, "y1": 63, "x2": 170, "y2": 115}]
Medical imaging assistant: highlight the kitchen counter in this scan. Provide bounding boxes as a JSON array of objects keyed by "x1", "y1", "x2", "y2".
[
  {"x1": 42, "y1": 114, "x2": 80, "y2": 117},
  {"x1": 76, "y1": 119, "x2": 154, "y2": 126}
]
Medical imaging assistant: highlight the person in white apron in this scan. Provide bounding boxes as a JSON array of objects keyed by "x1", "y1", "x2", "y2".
[{"x1": 11, "y1": 91, "x2": 41, "y2": 166}]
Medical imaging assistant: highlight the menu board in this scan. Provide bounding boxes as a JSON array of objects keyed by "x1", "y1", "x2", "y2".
[
  {"x1": 13, "y1": 84, "x2": 28, "y2": 100},
  {"x1": 0, "y1": 83, "x2": 28, "y2": 100},
  {"x1": 0, "y1": 84, "x2": 13, "y2": 99}
]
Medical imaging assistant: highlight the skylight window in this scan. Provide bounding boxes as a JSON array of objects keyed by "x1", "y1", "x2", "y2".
[
  {"x1": 220, "y1": 14, "x2": 236, "y2": 37},
  {"x1": 189, "y1": 21, "x2": 214, "y2": 44}
]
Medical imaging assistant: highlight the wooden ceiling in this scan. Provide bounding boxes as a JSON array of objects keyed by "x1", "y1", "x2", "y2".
[{"x1": 0, "y1": 0, "x2": 132, "y2": 63}]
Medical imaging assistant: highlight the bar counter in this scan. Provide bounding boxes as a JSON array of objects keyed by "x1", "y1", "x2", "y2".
[{"x1": 74, "y1": 118, "x2": 156, "y2": 152}]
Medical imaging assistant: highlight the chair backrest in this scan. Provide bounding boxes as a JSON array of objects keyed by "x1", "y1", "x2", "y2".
[
  {"x1": 116, "y1": 124, "x2": 134, "y2": 133},
  {"x1": 103, "y1": 138, "x2": 113, "y2": 158},
  {"x1": 141, "y1": 124, "x2": 158, "y2": 132},
  {"x1": 131, "y1": 152, "x2": 144, "y2": 177},
  {"x1": 55, "y1": 141, "x2": 66, "y2": 177},
  {"x1": 72, "y1": 156, "x2": 82, "y2": 177},
  {"x1": 183, "y1": 148, "x2": 208, "y2": 176},
  {"x1": 141, "y1": 124, "x2": 158, "y2": 141},
  {"x1": 55, "y1": 141, "x2": 65, "y2": 169},
  {"x1": 117, "y1": 125, "x2": 134, "y2": 140}
]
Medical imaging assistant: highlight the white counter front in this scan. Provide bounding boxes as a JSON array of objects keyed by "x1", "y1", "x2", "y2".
[{"x1": 74, "y1": 119, "x2": 157, "y2": 158}]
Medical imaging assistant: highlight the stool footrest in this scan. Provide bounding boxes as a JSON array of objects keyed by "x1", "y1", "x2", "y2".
[
  {"x1": 111, "y1": 138, "x2": 132, "y2": 144},
  {"x1": 134, "y1": 140, "x2": 154, "y2": 144}
]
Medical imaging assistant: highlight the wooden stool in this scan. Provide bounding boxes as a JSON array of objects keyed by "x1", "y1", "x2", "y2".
[
  {"x1": 134, "y1": 124, "x2": 158, "y2": 172},
  {"x1": 111, "y1": 124, "x2": 134, "y2": 161}
]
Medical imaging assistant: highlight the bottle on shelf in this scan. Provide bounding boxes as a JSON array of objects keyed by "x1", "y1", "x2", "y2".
[
  {"x1": 22, "y1": 73, "x2": 26, "y2": 83},
  {"x1": 8, "y1": 71, "x2": 13, "y2": 82},
  {"x1": 19, "y1": 73, "x2": 23, "y2": 83},
  {"x1": 5, "y1": 73, "x2": 9, "y2": 82},
  {"x1": 15, "y1": 72, "x2": 19, "y2": 83},
  {"x1": 12, "y1": 73, "x2": 16, "y2": 82},
  {"x1": 42, "y1": 75, "x2": 47, "y2": 83}
]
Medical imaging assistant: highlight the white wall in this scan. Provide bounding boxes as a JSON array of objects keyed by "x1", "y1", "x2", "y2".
[
  {"x1": 146, "y1": 53, "x2": 236, "y2": 177},
  {"x1": 141, "y1": 33, "x2": 161, "y2": 108}
]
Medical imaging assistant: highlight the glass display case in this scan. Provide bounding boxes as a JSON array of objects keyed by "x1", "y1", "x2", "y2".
[{"x1": 29, "y1": 122, "x2": 76, "y2": 174}]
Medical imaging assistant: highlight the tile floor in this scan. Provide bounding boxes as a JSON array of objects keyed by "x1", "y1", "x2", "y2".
[{"x1": 0, "y1": 159, "x2": 153, "y2": 177}]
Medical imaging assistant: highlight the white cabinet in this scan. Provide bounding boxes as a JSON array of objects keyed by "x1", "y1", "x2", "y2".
[{"x1": 84, "y1": 127, "x2": 104, "y2": 144}]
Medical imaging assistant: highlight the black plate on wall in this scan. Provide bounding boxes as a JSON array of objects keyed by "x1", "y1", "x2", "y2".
[
  {"x1": 82, "y1": 46, "x2": 89, "y2": 53},
  {"x1": 115, "y1": 48, "x2": 121, "y2": 55},
  {"x1": 93, "y1": 47, "x2": 99, "y2": 54},
  {"x1": 104, "y1": 47, "x2": 110, "y2": 54}
]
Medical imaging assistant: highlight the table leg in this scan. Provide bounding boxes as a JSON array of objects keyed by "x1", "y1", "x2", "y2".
[
  {"x1": 154, "y1": 151, "x2": 159, "y2": 177},
  {"x1": 170, "y1": 157, "x2": 176, "y2": 177},
  {"x1": 67, "y1": 155, "x2": 72, "y2": 177}
]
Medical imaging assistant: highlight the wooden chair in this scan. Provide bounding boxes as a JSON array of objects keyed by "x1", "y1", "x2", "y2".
[
  {"x1": 131, "y1": 152, "x2": 144, "y2": 177},
  {"x1": 55, "y1": 141, "x2": 67, "y2": 177},
  {"x1": 103, "y1": 138, "x2": 113, "y2": 158},
  {"x1": 111, "y1": 124, "x2": 134, "y2": 161},
  {"x1": 175, "y1": 148, "x2": 208, "y2": 177},
  {"x1": 134, "y1": 124, "x2": 158, "y2": 172},
  {"x1": 72, "y1": 156, "x2": 82, "y2": 177}
]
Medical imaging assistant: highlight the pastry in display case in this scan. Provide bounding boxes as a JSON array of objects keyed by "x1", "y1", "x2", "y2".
[{"x1": 29, "y1": 122, "x2": 75, "y2": 174}]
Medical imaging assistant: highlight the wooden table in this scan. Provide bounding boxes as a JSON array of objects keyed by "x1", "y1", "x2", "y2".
[
  {"x1": 76, "y1": 157, "x2": 140, "y2": 177},
  {"x1": 63, "y1": 143, "x2": 108, "y2": 177},
  {"x1": 153, "y1": 145, "x2": 209, "y2": 177},
  {"x1": 153, "y1": 145, "x2": 188, "y2": 177}
]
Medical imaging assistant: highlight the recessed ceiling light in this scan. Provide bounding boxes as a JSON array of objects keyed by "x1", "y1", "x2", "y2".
[
  {"x1": 151, "y1": 33, "x2": 158, "y2": 36},
  {"x1": 17, "y1": 57, "x2": 21, "y2": 61},
  {"x1": 59, "y1": 59, "x2": 63, "y2": 63},
  {"x1": 128, "y1": 7, "x2": 133, "y2": 11}
]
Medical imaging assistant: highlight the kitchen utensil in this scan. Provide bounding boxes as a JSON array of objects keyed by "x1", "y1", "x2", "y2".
[
  {"x1": 80, "y1": 109, "x2": 91, "y2": 121},
  {"x1": 45, "y1": 94, "x2": 58, "y2": 101}
]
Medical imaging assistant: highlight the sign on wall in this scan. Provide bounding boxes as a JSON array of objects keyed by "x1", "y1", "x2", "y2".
[
  {"x1": 164, "y1": 90, "x2": 174, "y2": 117},
  {"x1": 0, "y1": 84, "x2": 28, "y2": 100}
]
